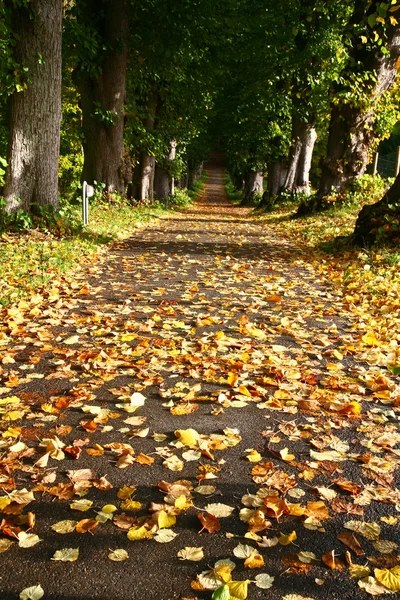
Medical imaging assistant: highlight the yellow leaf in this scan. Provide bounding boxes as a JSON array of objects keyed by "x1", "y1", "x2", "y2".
[
  {"x1": 227, "y1": 372, "x2": 239, "y2": 387},
  {"x1": 244, "y1": 551, "x2": 264, "y2": 569},
  {"x1": 2, "y1": 427, "x2": 21, "y2": 438},
  {"x1": 127, "y1": 526, "x2": 153, "y2": 541},
  {"x1": 0, "y1": 497, "x2": 11, "y2": 510},
  {"x1": 340, "y1": 401, "x2": 361, "y2": 415},
  {"x1": 390, "y1": 16, "x2": 398, "y2": 25},
  {"x1": 280, "y1": 447, "x2": 295, "y2": 461},
  {"x1": 120, "y1": 500, "x2": 142, "y2": 512},
  {"x1": 227, "y1": 580, "x2": 250, "y2": 600},
  {"x1": 362, "y1": 331, "x2": 380, "y2": 346},
  {"x1": 174, "y1": 428, "x2": 199, "y2": 448},
  {"x1": 117, "y1": 485, "x2": 136, "y2": 499},
  {"x1": 374, "y1": 568, "x2": 400, "y2": 591},
  {"x1": 279, "y1": 530, "x2": 297, "y2": 546},
  {"x1": 158, "y1": 510, "x2": 176, "y2": 529},
  {"x1": 238, "y1": 385, "x2": 251, "y2": 397},
  {"x1": 0, "y1": 396, "x2": 20, "y2": 406},
  {"x1": 174, "y1": 495, "x2": 193, "y2": 510},
  {"x1": 216, "y1": 565, "x2": 234, "y2": 583},
  {"x1": 246, "y1": 450, "x2": 262, "y2": 462}
]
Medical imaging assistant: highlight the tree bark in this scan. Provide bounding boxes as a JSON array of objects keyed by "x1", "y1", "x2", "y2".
[
  {"x1": 282, "y1": 117, "x2": 316, "y2": 196},
  {"x1": 353, "y1": 171, "x2": 400, "y2": 245},
  {"x1": 267, "y1": 162, "x2": 287, "y2": 196},
  {"x1": 295, "y1": 125, "x2": 317, "y2": 195},
  {"x1": 138, "y1": 93, "x2": 158, "y2": 201},
  {"x1": 74, "y1": 0, "x2": 128, "y2": 195},
  {"x1": 241, "y1": 171, "x2": 263, "y2": 205},
  {"x1": 318, "y1": 19, "x2": 400, "y2": 201},
  {"x1": 4, "y1": 0, "x2": 62, "y2": 213}
]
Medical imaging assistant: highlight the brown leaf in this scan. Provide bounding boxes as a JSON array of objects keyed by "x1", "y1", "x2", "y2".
[
  {"x1": 197, "y1": 512, "x2": 221, "y2": 533},
  {"x1": 322, "y1": 550, "x2": 345, "y2": 570},
  {"x1": 76, "y1": 519, "x2": 99, "y2": 534},
  {"x1": 337, "y1": 532, "x2": 365, "y2": 556}
]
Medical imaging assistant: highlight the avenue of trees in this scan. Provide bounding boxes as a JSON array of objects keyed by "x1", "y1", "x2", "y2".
[{"x1": 1, "y1": 0, "x2": 400, "y2": 242}]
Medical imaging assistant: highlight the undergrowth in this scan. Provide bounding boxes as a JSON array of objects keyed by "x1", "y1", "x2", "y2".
[
  {"x1": 258, "y1": 173, "x2": 400, "y2": 305},
  {"x1": 224, "y1": 173, "x2": 243, "y2": 202}
]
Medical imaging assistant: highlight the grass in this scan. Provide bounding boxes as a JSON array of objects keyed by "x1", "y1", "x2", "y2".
[
  {"x1": 0, "y1": 174, "x2": 207, "y2": 308},
  {"x1": 224, "y1": 174, "x2": 243, "y2": 202},
  {"x1": 255, "y1": 175, "x2": 400, "y2": 360}
]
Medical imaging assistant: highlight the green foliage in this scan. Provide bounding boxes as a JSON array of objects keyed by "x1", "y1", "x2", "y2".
[
  {"x1": 224, "y1": 174, "x2": 243, "y2": 202},
  {"x1": 0, "y1": 156, "x2": 7, "y2": 187}
]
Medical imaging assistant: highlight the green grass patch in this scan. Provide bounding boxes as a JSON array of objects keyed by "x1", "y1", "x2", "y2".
[{"x1": 0, "y1": 174, "x2": 207, "y2": 307}]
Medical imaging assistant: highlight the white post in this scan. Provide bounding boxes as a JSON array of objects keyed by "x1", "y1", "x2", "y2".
[
  {"x1": 82, "y1": 181, "x2": 94, "y2": 226},
  {"x1": 373, "y1": 152, "x2": 379, "y2": 175},
  {"x1": 395, "y1": 147, "x2": 400, "y2": 177}
]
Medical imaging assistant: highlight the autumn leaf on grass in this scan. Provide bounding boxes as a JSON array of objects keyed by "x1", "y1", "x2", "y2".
[
  {"x1": 19, "y1": 585, "x2": 44, "y2": 600},
  {"x1": 51, "y1": 548, "x2": 79, "y2": 562},
  {"x1": 339, "y1": 401, "x2": 362, "y2": 416},
  {"x1": 177, "y1": 547, "x2": 204, "y2": 561},
  {"x1": 198, "y1": 512, "x2": 221, "y2": 533}
]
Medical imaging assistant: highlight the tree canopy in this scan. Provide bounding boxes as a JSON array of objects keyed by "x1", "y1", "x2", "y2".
[{"x1": 0, "y1": 0, "x2": 399, "y2": 237}]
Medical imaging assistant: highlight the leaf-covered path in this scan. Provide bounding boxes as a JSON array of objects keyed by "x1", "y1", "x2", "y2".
[{"x1": 0, "y1": 164, "x2": 399, "y2": 600}]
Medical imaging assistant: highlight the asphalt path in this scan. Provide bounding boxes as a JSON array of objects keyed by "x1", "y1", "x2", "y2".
[{"x1": 0, "y1": 163, "x2": 399, "y2": 600}]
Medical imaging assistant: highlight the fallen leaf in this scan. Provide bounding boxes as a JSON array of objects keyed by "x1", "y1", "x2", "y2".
[{"x1": 51, "y1": 548, "x2": 79, "y2": 562}]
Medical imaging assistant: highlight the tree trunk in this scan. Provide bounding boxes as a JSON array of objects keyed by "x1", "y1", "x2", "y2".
[
  {"x1": 4, "y1": 0, "x2": 62, "y2": 213},
  {"x1": 282, "y1": 117, "x2": 305, "y2": 194},
  {"x1": 282, "y1": 117, "x2": 316, "y2": 196},
  {"x1": 74, "y1": 0, "x2": 128, "y2": 195},
  {"x1": 295, "y1": 125, "x2": 317, "y2": 195},
  {"x1": 140, "y1": 154, "x2": 155, "y2": 201},
  {"x1": 241, "y1": 171, "x2": 263, "y2": 205},
  {"x1": 353, "y1": 173, "x2": 400, "y2": 245},
  {"x1": 154, "y1": 165, "x2": 170, "y2": 200},
  {"x1": 318, "y1": 20, "x2": 400, "y2": 201},
  {"x1": 268, "y1": 162, "x2": 287, "y2": 196},
  {"x1": 138, "y1": 93, "x2": 158, "y2": 201}
]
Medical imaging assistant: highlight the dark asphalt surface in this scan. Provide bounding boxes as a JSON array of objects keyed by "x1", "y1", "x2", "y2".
[{"x1": 0, "y1": 164, "x2": 399, "y2": 600}]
